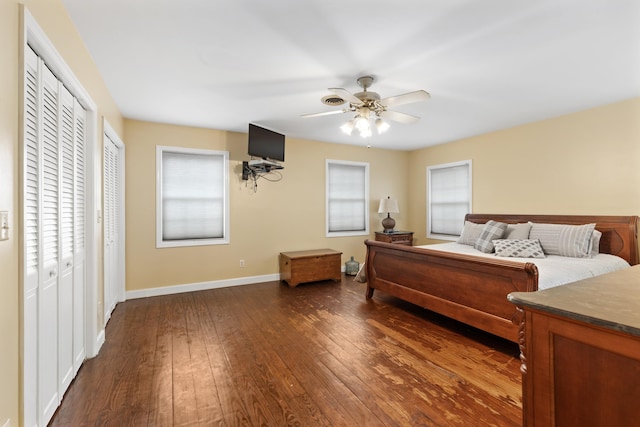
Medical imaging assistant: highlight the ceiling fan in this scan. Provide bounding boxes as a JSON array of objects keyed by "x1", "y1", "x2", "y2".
[{"x1": 302, "y1": 76, "x2": 430, "y2": 137}]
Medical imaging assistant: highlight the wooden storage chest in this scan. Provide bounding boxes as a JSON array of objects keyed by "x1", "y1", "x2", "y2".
[{"x1": 279, "y1": 249, "x2": 342, "y2": 287}]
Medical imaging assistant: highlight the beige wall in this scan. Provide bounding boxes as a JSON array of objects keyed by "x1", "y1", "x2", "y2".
[
  {"x1": 408, "y1": 97, "x2": 640, "y2": 245},
  {"x1": 125, "y1": 96, "x2": 640, "y2": 293},
  {"x1": 125, "y1": 119, "x2": 410, "y2": 291},
  {"x1": 1, "y1": 0, "x2": 123, "y2": 425},
  {"x1": 0, "y1": 0, "x2": 20, "y2": 424}
]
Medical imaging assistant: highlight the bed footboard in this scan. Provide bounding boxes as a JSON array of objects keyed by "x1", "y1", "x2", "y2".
[{"x1": 365, "y1": 240, "x2": 539, "y2": 342}]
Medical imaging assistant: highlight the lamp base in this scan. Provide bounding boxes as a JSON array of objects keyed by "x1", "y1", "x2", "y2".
[{"x1": 381, "y1": 215, "x2": 396, "y2": 233}]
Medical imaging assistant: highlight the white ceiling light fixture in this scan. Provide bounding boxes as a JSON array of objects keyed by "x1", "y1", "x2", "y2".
[{"x1": 303, "y1": 75, "x2": 431, "y2": 139}]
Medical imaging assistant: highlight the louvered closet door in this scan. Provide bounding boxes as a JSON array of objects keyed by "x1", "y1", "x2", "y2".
[
  {"x1": 58, "y1": 85, "x2": 75, "y2": 396},
  {"x1": 23, "y1": 45, "x2": 88, "y2": 427},
  {"x1": 73, "y1": 99, "x2": 86, "y2": 374},
  {"x1": 104, "y1": 134, "x2": 120, "y2": 321},
  {"x1": 23, "y1": 46, "x2": 41, "y2": 427},
  {"x1": 39, "y1": 57, "x2": 61, "y2": 424}
]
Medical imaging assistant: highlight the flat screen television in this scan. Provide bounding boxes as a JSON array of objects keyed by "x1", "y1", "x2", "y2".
[{"x1": 247, "y1": 124, "x2": 285, "y2": 162}]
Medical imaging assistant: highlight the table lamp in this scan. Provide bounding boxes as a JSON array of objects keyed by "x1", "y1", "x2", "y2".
[{"x1": 378, "y1": 196, "x2": 399, "y2": 233}]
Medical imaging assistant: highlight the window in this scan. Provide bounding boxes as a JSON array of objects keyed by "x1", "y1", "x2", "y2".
[
  {"x1": 427, "y1": 160, "x2": 472, "y2": 240},
  {"x1": 326, "y1": 160, "x2": 369, "y2": 237},
  {"x1": 156, "y1": 146, "x2": 229, "y2": 247}
]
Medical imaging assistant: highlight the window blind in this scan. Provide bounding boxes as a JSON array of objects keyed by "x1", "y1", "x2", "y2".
[
  {"x1": 428, "y1": 161, "x2": 471, "y2": 236},
  {"x1": 327, "y1": 161, "x2": 368, "y2": 234},
  {"x1": 160, "y1": 150, "x2": 226, "y2": 242}
]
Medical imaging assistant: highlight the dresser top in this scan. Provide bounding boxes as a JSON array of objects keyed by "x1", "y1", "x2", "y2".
[{"x1": 508, "y1": 265, "x2": 640, "y2": 337}]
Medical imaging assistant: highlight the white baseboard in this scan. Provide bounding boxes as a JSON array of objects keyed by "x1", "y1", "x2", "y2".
[{"x1": 125, "y1": 273, "x2": 281, "y2": 300}]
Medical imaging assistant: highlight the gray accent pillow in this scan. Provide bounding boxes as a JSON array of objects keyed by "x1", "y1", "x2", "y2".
[
  {"x1": 493, "y1": 239, "x2": 546, "y2": 258},
  {"x1": 503, "y1": 223, "x2": 532, "y2": 240},
  {"x1": 457, "y1": 221, "x2": 484, "y2": 246},
  {"x1": 529, "y1": 222, "x2": 596, "y2": 258},
  {"x1": 474, "y1": 220, "x2": 508, "y2": 253},
  {"x1": 589, "y1": 229, "x2": 602, "y2": 256}
]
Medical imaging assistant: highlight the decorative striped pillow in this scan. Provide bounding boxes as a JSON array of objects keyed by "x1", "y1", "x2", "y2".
[{"x1": 529, "y1": 222, "x2": 596, "y2": 258}]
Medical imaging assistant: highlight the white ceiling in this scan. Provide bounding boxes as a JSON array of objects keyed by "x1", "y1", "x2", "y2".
[{"x1": 61, "y1": 0, "x2": 640, "y2": 151}]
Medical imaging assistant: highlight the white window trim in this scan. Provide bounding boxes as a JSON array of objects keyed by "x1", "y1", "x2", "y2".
[
  {"x1": 325, "y1": 159, "x2": 370, "y2": 237},
  {"x1": 427, "y1": 159, "x2": 472, "y2": 240},
  {"x1": 156, "y1": 145, "x2": 230, "y2": 248}
]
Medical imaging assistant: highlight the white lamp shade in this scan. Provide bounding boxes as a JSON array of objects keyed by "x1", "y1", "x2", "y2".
[{"x1": 378, "y1": 197, "x2": 399, "y2": 214}]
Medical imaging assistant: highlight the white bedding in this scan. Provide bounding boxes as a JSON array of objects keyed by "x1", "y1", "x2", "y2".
[{"x1": 418, "y1": 242, "x2": 630, "y2": 290}]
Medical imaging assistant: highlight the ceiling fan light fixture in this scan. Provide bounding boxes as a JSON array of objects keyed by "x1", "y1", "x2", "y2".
[
  {"x1": 304, "y1": 76, "x2": 430, "y2": 140},
  {"x1": 302, "y1": 76, "x2": 431, "y2": 138},
  {"x1": 375, "y1": 118, "x2": 390, "y2": 134}
]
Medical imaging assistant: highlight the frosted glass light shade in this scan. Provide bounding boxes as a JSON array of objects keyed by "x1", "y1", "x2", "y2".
[{"x1": 375, "y1": 118, "x2": 390, "y2": 134}]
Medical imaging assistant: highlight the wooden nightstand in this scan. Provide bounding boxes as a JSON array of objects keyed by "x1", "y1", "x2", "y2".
[{"x1": 374, "y1": 231, "x2": 413, "y2": 246}]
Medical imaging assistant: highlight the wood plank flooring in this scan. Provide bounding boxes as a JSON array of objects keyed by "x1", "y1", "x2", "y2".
[{"x1": 49, "y1": 276, "x2": 522, "y2": 426}]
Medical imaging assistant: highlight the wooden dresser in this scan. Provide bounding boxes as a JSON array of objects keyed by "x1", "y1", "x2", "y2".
[
  {"x1": 374, "y1": 231, "x2": 413, "y2": 246},
  {"x1": 279, "y1": 249, "x2": 342, "y2": 288},
  {"x1": 508, "y1": 265, "x2": 640, "y2": 426}
]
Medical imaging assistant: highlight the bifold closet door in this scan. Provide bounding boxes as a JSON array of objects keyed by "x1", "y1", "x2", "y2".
[
  {"x1": 58, "y1": 85, "x2": 86, "y2": 396},
  {"x1": 23, "y1": 46, "x2": 41, "y2": 427},
  {"x1": 23, "y1": 45, "x2": 87, "y2": 427},
  {"x1": 73, "y1": 98, "x2": 86, "y2": 375},
  {"x1": 103, "y1": 135, "x2": 120, "y2": 321},
  {"x1": 38, "y1": 53, "x2": 61, "y2": 424}
]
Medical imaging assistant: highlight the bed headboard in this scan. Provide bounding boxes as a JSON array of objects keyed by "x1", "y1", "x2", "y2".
[{"x1": 465, "y1": 214, "x2": 639, "y2": 266}]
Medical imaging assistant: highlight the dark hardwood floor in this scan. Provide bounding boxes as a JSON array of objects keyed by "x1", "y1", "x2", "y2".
[{"x1": 49, "y1": 276, "x2": 522, "y2": 426}]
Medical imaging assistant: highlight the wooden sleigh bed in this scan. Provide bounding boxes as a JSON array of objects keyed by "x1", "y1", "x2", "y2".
[{"x1": 364, "y1": 214, "x2": 639, "y2": 342}]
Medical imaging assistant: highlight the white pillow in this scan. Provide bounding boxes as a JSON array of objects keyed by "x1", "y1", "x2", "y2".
[
  {"x1": 493, "y1": 239, "x2": 546, "y2": 258},
  {"x1": 503, "y1": 223, "x2": 532, "y2": 240},
  {"x1": 457, "y1": 221, "x2": 484, "y2": 246},
  {"x1": 528, "y1": 222, "x2": 596, "y2": 258}
]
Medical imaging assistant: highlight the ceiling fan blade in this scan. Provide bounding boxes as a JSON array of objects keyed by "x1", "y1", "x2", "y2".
[
  {"x1": 380, "y1": 90, "x2": 430, "y2": 108},
  {"x1": 301, "y1": 109, "x2": 347, "y2": 118},
  {"x1": 379, "y1": 109, "x2": 420, "y2": 124},
  {"x1": 328, "y1": 88, "x2": 364, "y2": 106}
]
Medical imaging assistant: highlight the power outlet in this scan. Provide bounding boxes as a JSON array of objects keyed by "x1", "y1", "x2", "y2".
[
  {"x1": 0, "y1": 211, "x2": 8, "y2": 241},
  {"x1": 239, "y1": 259, "x2": 245, "y2": 267}
]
